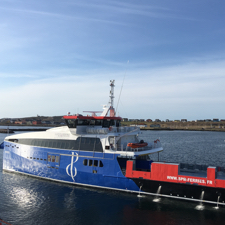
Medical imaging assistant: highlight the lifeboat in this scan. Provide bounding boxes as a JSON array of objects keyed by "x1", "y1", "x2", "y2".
[{"x1": 127, "y1": 140, "x2": 148, "y2": 149}]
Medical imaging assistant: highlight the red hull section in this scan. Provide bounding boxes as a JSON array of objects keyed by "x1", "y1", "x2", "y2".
[{"x1": 125, "y1": 161, "x2": 225, "y2": 189}]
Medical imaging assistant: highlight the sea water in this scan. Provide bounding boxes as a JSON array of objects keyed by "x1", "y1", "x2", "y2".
[{"x1": 1, "y1": 130, "x2": 225, "y2": 225}]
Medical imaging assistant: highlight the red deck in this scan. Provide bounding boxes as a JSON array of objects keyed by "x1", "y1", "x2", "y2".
[{"x1": 125, "y1": 161, "x2": 225, "y2": 188}]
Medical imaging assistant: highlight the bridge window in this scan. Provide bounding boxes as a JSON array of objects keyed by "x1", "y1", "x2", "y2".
[{"x1": 65, "y1": 119, "x2": 77, "y2": 128}]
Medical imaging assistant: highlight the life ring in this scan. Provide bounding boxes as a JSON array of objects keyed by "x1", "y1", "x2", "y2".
[{"x1": 127, "y1": 142, "x2": 148, "y2": 148}]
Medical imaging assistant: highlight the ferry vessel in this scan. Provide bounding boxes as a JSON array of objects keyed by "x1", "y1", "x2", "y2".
[{"x1": 2, "y1": 80, "x2": 225, "y2": 206}]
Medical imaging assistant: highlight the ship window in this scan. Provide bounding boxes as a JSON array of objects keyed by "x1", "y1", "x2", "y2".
[
  {"x1": 95, "y1": 120, "x2": 102, "y2": 126},
  {"x1": 90, "y1": 139, "x2": 95, "y2": 145},
  {"x1": 93, "y1": 170, "x2": 97, "y2": 174},
  {"x1": 55, "y1": 156, "x2": 59, "y2": 163},
  {"x1": 83, "y1": 159, "x2": 87, "y2": 166},
  {"x1": 15, "y1": 138, "x2": 103, "y2": 152},
  {"x1": 90, "y1": 120, "x2": 95, "y2": 125},
  {"x1": 61, "y1": 142, "x2": 65, "y2": 149},
  {"x1": 66, "y1": 119, "x2": 77, "y2": 128},
  {"x1": 65, "y1": 142, "x2": 69, "y2": 149},
  {"x1": 57, "y1": 142, "x2": 61, "y2": 148},
  {"x1": 52, "y1": 142, "x2": 57, "y2": 148},
  {"x1": 51, "y1": 156, "x2": 55, "y2": 162},
  {"x1": 94, "y1": 160, "x2": 98, "y2": 167},
  {"x1": 88, "y1": 160, "x2": 93, "y2": 166},
  {"x1": 99, "y1": 161, "x2": 103, "y2": 167},
  {"x1": 102, "y1": 120, "x2": 110, "y2": 128},
  {"x1": 77, "y1": 119, "x2": 89, "y2": 126},
  {"x1": 37, "y1": 141, "x2": 41, "y2": 146},
  {"x1": 48, "y1": 155, "x2": 51, "y2": 162}
]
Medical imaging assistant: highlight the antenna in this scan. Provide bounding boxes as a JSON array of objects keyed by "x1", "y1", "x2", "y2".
[
  {"x1": 109, "y1": 80, "x2": 115, "y2": 117},
  {"x1": 109, "y1": 80, "x2": 115, "y2": 108},
  {"x1": 116, "y1": 60, "x2": 129, "y2": 114}
]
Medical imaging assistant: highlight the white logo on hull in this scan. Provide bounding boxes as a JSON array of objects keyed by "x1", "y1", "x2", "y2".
[{"x1": 66, "y1": 152, "x2": 79, "y2": 182}]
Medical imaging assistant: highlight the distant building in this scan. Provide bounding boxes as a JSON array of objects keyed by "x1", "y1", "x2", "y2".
[
  {"x1": 129, "y1": 119, "x2": 139, "y2": 122},
  {"x1": 122, "y1": 118, "x2": 128, "y2": 122},
  {"x1": 213, "y1": 118, "x2": 219, "y2": 122},
  {"x1": 146, "y1": 119, "x2": 152, "y2": 122},
  {"x1": 154, "y1": 119, "x2": 161, "y2": 122},
  {"x1": 15, "y1": 120, "x2": 26, "y2": 125},
  {"x1": 42, "y1": 120, "x2": 52, "y2": 125},
  {"x1": 32, "y1": 120, "x2": 42, "y2": 125},
  {"x1": 181, "y1": 119, "x2": 187, "y2": 122}
]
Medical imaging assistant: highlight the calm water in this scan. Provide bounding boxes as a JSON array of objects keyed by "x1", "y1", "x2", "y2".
[{"x1": 1, "y1": 130, "x2": 225, "y2": 225}]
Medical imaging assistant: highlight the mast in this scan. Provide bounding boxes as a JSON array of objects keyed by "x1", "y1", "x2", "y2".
[{"x1": 109, "y1": 80, "x2": 115, "y2": 117}]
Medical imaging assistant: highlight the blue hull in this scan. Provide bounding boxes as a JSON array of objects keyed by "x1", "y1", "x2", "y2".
[{"x1": 3, "y1": 141, "x2": 140, "y2": 192}]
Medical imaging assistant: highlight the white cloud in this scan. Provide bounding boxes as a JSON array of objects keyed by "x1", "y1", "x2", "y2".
[{"x1": 1, "y1": 57, "x2": 224, "y2": 120}]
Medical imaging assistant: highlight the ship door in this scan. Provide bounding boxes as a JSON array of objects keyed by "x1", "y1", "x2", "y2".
[{"x1": 47, "y1": 153, "x2": 60, "y2": 168}]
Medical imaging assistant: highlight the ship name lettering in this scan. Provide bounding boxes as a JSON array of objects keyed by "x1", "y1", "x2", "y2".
[{"x1": 207, "y1": 180, "x2": 213, "y2": 184}]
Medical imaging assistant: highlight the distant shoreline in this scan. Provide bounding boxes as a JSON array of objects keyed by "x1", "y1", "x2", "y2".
[
  {"x1": 140, "y1": 128, "x2": 225, "y2": 132},
  {"x1": 1, "y1": 121, "x2": 225, "y2": 133},
  {"x1": 123, "y1": 121, "x2": 225, "y2": 132}
]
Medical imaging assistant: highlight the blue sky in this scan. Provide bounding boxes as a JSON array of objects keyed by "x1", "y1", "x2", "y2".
[{"x1": 0, "y1": 0, "x2": 225, "y2": 120}]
